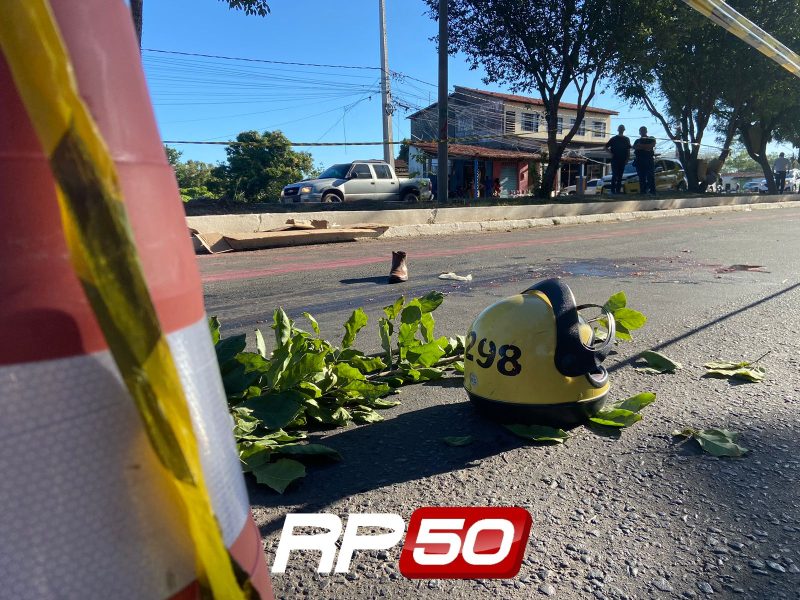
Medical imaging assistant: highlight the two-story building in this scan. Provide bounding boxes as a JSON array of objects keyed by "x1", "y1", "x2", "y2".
[{"x1": 407, "y1": 86, "x2": 618, "y2": 198}]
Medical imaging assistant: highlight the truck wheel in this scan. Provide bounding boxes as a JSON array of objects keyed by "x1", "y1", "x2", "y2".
[
  {"x1": 403, "y1": 190, "x2": 420, "y2": 203},
  {"x1": 321, "y1": 192, "x2": 342, "y2": 203}
]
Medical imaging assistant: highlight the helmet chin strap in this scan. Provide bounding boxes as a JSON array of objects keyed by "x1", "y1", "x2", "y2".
[{"x1": 576, "y1": 303, "x2": 616, "y2": 357}]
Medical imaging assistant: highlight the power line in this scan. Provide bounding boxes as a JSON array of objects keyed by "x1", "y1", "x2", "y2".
[{"x1": 142, "y1": 48, "x2": 382, "y2": 71}]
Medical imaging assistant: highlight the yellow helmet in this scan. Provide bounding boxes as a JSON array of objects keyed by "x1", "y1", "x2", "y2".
[{"x1": 463, "y1": 278, "x2": 616, "y2": 426}]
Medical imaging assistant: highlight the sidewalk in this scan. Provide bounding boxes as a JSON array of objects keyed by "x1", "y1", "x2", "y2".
[{"x1": 186, "y1": 195, "x2": 800, "y2": 252}]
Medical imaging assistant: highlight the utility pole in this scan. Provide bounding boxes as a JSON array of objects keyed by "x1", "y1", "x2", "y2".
[
  {"x1": 379, "y1": 0, "x2": 395, "y2": 168},
  {"x1": 437, "y1": 0, "x2": 448, "y2": 203}
]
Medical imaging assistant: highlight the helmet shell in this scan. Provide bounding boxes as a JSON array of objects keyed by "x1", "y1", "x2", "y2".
[{"x1": 463, "y1": 288, "x2": 609, "y2": 426}]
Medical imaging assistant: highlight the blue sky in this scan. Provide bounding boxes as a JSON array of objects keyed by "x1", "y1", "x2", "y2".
[{"x1": 139, "y1": 0, "x2": 782, "y2": 170}]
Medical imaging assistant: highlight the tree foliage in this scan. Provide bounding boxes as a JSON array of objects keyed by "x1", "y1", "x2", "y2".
[
  {"x1": 131, "y1": 1, "x2": 270, "y2": 47},
  {"x1": 718, "y1": 0, "x2": 800, "y2": 192},
  {"x1": 218, "y1": 130, "x2": 315, "y2": 202},
  {"x1": 612, "y1": 1, "x2": 738, "y2": 192},
  {"x1": 426, "y1": 0, "x2": 640, "y2": 198},
  {"x1": 616, "y1": 0, "x2": 800, "y2": 193}
]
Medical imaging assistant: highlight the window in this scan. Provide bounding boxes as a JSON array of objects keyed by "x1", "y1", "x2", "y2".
[
  {"x1": 522, "y1": 112, "x2": 539, "y2": 133},
  {"x1": 352, "y1": 163, "x2": 373, "y2": 178},
  {"x1": 505, "y1": 110, "x2": 516, "y2": 133},
  {"x1": 556, "y1": 117, "x2": 563, "y2": 134},
  {"x1": 570, "y1": 118, "x2": 586, "y2": 136},
  {"x1": 592, "y1": 120, "x2": 606, "y2": 138},
  {"x1": 373, "y1": 164, "x2": 392, "y2": 179}
]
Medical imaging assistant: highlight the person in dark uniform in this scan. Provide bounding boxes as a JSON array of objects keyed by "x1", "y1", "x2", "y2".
[
  {"x1": 604, "y1": 124, "x2": 631, "y2": 194},
  {"x1": 633, "y1": 126, "x2": 657, "y2": 194}
]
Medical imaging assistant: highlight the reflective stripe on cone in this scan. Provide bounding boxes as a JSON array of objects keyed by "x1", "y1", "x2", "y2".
[
  {"x1": 0, "y1": 0, "x2": 273, "y2": 597},
  {"x1": 0, "y1": 318, "x2": 262, "y2": 598}
]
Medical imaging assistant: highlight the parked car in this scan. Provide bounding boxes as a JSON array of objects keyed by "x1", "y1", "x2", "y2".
[
  {"x1": 281, "y1": 160, "x2": 432, "y2": 204},
  {"x1": 783, "y1": 169, "x2": 800, "y2": 192},
  {"x1": 742, "y1": 179, "x2": 767, "y2": 193},
  {"x1": 558, "y1": 178, "x2": 601, "y2": 196},
  {"x1": 598, "y1": 158, "x2": 688, "y2": 195},
  {"x1": 584, "y1": 179, "x2": 601, "y2": 196}
]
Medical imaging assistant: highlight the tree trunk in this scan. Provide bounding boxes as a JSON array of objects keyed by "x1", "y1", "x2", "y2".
[
  {"x1": 540, "y1": 152, "x2": 563, "y2": 199},
  {"x1": 740, "y1": 122, "x2": 776, "y2": 193},
  {"x1": 130, "y1": 0, "x2": 143, "y2": 50}
]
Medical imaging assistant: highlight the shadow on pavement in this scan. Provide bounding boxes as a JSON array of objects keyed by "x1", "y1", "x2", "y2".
[
  {"x1": 339, "y1": 276, "x2": 389, "y2": 285},
  {"x1": 608, "y1": 280, "x2": 800, "y2": 373},
  {"x1": 250, "y1": 397, "x2": 532, "y2": 533}
]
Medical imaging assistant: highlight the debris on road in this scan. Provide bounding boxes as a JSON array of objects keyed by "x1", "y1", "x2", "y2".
[
  {"x1": 636, "y1": 350, "x2": 682, "y2": 373},
  {"x1": 673, "y1": 428, "x2": 750, "y2": 457},
  {"x1": 438, "y1": 271, "x2": 473, "y2": 281}
]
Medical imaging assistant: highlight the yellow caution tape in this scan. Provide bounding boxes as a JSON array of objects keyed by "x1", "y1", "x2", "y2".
[
  {"x1": 682, "y1": 0, "x2": 800, "y2": 78},
  {"x1": 0, "y1": 3, "x2": 255, "y2": 599}
]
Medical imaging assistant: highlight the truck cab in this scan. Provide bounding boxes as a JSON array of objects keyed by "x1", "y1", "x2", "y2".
[{"x1": 281, "y1": 160, "x2": 432, "y2": 204}]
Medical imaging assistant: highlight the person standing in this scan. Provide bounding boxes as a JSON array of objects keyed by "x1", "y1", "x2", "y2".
[
  {"x1": 633, "y1": 126, "x2": 657, "y2": 194},
  {"x1": 604, "y1": 124, "x2": 632, "y2": 194},
  {"x1": 773, "y1": 152, "x2": 790, "y2": 193}
]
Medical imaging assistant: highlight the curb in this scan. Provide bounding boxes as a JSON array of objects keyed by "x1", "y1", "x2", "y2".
[{"x1": 376, "y1": 200, "x2": 800, "y2": 239}]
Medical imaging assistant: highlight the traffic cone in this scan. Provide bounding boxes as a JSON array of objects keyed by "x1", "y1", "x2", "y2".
[{"x1": 0, "y1": 1, "x2": 273, "y2": 598}]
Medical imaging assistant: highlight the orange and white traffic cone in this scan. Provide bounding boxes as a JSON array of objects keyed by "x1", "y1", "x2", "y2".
[{"x1": 0, "y1": 1, "x2": 273, "y2": 598}]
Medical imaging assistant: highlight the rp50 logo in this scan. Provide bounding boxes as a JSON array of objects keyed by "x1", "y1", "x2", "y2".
[{"x1": 272, "y1": 507, "x2": 532, "y2": 579}]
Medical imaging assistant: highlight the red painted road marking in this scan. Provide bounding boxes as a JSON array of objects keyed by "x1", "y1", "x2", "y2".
[{"x1": 200, "y1": 211, "x2": 789, "y2": 283}]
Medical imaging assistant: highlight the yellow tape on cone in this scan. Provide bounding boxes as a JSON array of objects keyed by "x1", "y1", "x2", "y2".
[
  {"x1": 683, "y1": 0, "x2": 800, "y2": 78},
  {"x1": 0, "y1": 3, "x2": 255, "y2": 599}
]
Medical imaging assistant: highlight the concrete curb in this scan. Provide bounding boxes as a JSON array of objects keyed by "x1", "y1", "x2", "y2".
[
  {"x1": 378, "y1": 200, "x2": 800, "y2": 238},
  {"x1": 186, "y1": 196, "x2": 800, "y2": 243}
]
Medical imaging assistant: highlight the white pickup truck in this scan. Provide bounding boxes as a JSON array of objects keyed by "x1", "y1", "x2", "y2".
[{"x1": 281, "y1": 160, "x2": 433, "y2": 204}]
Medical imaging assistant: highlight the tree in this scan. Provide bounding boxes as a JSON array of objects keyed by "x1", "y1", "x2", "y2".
[
  {"x1": 164, "y1": 145, "x2": 223, "y2": 200},
  {"x1": 218, "y1": 130, "x2": 314, "y2": 202},
  {"x1": 397, "y1": 140, "x2": 410, "y2": 163},
  {"x1": 613, "y1": 1, "x2": 740, "y2": 192},
  {"x1": 426, "y1": 0, "x2": 639, "y2": 198},
  {"x1": 130, "y1": 1, "x2": 271, "y2": 48},
  {"x1": 720, "y1": 147, "x2": 780, "y2": 173},
  {"x1": 164, "y1": 144, "x2": 181, "y2": 167},
  {"x1": 717, "y1": 1, "x2": 800, "y2": 192}
]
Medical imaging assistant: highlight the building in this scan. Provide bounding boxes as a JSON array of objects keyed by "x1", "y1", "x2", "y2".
[{"x1": 407, "y1": 86, "x2": 618, "y2": 198}]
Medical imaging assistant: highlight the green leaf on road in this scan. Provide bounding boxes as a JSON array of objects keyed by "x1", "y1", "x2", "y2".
[
  {"x1": 352, "y1": 407, "x2": 384, "y2": 424},
  {"x1": 274, "y1": 443, "x2": 342, "y2": 461},
  {"x1": 272, "y1": 307, "x2": 292, "y2": 347},
  {"x1": 638, "y1": 351, "x2": 681, "y2": 374},
  {"x1": 613, "y1": 392, "x2": 657, "y2": 413},
  {"x1": 418, "y1": 290, "x2": 445, "y2": 313},
  {"x1": 209, "y1": 316, "x2": 221, "y2": 345},
  {"x1": 302, "y1": 311, "x2": 320, "y2": 335},
  {"x1": 379, "y1": 318, "x2": 394, "y2": 367},
  {"x1": 603, "y1": 291, "x2": 627, "y2": 313},
  {"x1": 400, "y1": 303, "x2": 423, "y2": 325},
  {"x1": 406, "y1": 340, "x2": 447, "y2": 367},
  {"x1": 613, "y1": 307, "x2": 647, "y2": 331},
  {"x1": 504, "y1": 424, "x2": 569, "y2": 443},
  {"x1": 215, "y1": 333, "x2": 247, "y2": 365},
  {"x1": 372, "y1": 398, "x2": 401, "y2": 409},
  {"x1": 347, "y1": 354, "x2": 386, "y2": 374},
  {"x1": 589, "y1": 408, "x2": 643, "y2": 428},
  {"x1": 253, "y1": 458, "x2": 306, "y2": 493},
  {"x1": 452, "y1": 360, "x2": 465, "y2": 373},
  {"x1": 342, "y1": 308, "x2": 368, "y2": 349},
  {"x1": 443, "y1": 435, "x2": 474, "y2": 447},
  {"x1": 704, "y1": 361, "x2": 765, "y2": 382},
  {"x1": 255, "y1": 328, "x2": 268, "y2": 358},
  {"x1": 238, "y1": 390, "x2": 305, "y2": 430},
  {"x1": 673, "y1": 428, "x2": 749, "y2": 457},
  {"x1": 383, "y1": 296, "x2": 405, "y2": 320}
]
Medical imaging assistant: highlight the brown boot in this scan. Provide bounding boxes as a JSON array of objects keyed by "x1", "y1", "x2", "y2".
[{"x1": 388, "y1": 251, "x2": 408, "y2": 283}]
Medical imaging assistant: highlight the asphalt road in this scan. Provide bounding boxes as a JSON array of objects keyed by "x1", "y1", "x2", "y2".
[{"x1": 201, "y1": 206, "x2": 800, "y2": 599}]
